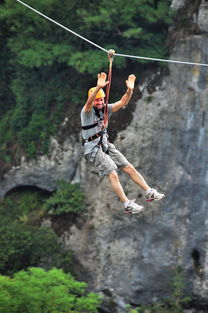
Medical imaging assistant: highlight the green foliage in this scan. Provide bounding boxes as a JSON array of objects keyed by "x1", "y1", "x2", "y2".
[
  {"x1": 0, "y1": 223, "x2": 61, "y2": 275},
  {"x1": 0, "y1": 267, "x2": 101, "y2": 313},
  {"x1": 0, "y1": 189, "x2": 74, "y2": 276},
  {"x1": 168, "y1": 267, "x2": 192, "y2": 311},
  {"x1": 0, "y1": 182, "x2": 85, "y2": 275},
  {"x1": 0, "y1": 220, "x2": 73, "y2": 276},
  {"x1": 128, "y1": 268, "x2": 191, "y2": 313},
  {"x1": 0, "y1": 20, "x2": 15, "y2": 116},
  {"x1": 0, "y1": 189, "x2": 47, "y2": 222},
  {"x1": 78, "y1": 0, "x2": 173, "y2": 58},
  {"x1": 44, "y1": 181, "x2": 85, "y2": 215}
]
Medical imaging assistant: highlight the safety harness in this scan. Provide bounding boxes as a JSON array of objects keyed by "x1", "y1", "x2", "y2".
[
  {"x1": 82, "y1": 50, "x2": 115, "y2": 148},
  {"x1": 82, "y1": 107, "x2": 106, "y2": 147}
]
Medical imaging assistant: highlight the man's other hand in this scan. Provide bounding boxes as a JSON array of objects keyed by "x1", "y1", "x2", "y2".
[
  {"x1": 126, "y1": 74, "x2": 136, "y2": 90},
  {"x1": 97, "y1": 72, "x2": 109, "y2": 88}
]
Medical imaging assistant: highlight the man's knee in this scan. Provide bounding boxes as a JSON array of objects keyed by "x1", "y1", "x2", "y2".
[
  {"x1": 108, "y1": 170, "x2": 119, "y2": 181},
  {"x1": 122, "y1": 164, "x2": 135, "y2": 173}
]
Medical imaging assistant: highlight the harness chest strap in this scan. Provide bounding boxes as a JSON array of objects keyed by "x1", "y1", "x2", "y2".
[
  {"x1": 82, "y1": 106, "x2": 104, "y2": 131},
  {"x1": 82, "y1": 107, "x2": 106, "y2": 143},
  {"x1": 82, "y1": 130, "x2": 104, "y2": 143},
  {"x1": 82, "y1": 122, "x2": 98, "y2": 130},
  {"x1": 82, "y1": 122, "x2": 109, "y2": 153},
  {"x1": 82, "y1": 120, "x2": 105, "y2": 143}
]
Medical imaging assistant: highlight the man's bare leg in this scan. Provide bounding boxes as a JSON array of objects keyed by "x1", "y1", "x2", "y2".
[
  {"x1": 108, "y1": 170, "x2": 129, "y2": 203},
  {"x1": 122, "y1": 164, "x2": 165, "y2": 201},
  {"x1": 108, "y1": 169, "x2": 144, "y2": 213},
  {"x1": 122, "y1": 164, "x2": 151, "y2": 191}
]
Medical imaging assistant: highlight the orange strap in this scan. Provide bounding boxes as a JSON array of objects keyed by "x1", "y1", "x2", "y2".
[{"x1": 104, "y1": 50, "x2": 115, "y2": 129}]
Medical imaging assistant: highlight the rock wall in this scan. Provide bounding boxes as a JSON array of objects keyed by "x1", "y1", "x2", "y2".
[
  {"x1": 65, "y1": 34, "x2": 208, "y2": 310},
  {"x1": 0, "y1": 136, "x2": 82, "y2": 197},
  {"x1": 1, "y1": 1, "x2": 208, "y2": 312}
]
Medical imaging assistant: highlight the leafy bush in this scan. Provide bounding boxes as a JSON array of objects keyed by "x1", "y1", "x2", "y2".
[
  {"x1": 0, "y1": 189, "x2": 74, "y2": 276},
  {"x1": 44, "y1": 181, "x2": 85, "y2": 215},
  {"x1": 0, "y1": 222, "x2": 73, "y2": 276},
  {"x1": 0, "y1": 189, "x2": 48, "y2": 222},
  {"x1": 0, "y1": 267, "x2": 101, "y2": 313}
]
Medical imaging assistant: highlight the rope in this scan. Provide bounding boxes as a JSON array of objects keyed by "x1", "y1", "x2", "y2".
[
  {"x1": 104, "y1": 50, "x2": 114, "y2": 129},
  {"x1": 15, "y1": 0, "x2": 208, "y2": 68}
]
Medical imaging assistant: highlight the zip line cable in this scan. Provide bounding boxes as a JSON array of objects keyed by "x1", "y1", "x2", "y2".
[
  {"x1": 15, "y1": 0, "x2": 108, "y2": 53},
  {"x1": 115, "y1": 52, "x2": 208, "y2": 67},
  {"x1": 16, "y1": 0, "x2": 208, "y2": 68}
]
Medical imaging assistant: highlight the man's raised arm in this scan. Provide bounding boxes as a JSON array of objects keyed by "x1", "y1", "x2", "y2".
[
  {"x1": 83, "y1": 72, "x2": 109, "y2": 113},
  {"x1": 111, "y1": 74, "x2": 136, "y2": 113}
]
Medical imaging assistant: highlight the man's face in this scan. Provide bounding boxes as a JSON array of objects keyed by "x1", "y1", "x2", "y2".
[{"x1": 93, "y1": 97, "x2": 105, "y2": 110}]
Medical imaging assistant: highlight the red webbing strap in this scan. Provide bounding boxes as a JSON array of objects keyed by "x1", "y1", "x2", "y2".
[{"x1": 104, "y1": 50, "x2": 115, "y2": 129}]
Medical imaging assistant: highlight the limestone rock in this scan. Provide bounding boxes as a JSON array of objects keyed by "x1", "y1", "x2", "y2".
[
  {"x1": 62, "y1": 35, "x2": 208, "y2": 309},
  {"x1": 171, "y1": 0, "x2": 187, "y2": 10},
  {"x1": 197, "y1": 1, "x2": 208, "y2": 33},
  {"x1": 0, "y1": 136, "x2": 82, "y2": 197}
]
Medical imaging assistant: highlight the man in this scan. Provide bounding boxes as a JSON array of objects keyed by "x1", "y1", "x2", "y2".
[{"x1": 81, "y1": 72, "x2": 164, "y2": 214}]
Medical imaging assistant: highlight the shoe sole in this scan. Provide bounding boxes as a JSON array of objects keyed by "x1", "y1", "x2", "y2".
[
  {"x1": 125, "y1": 209, "x2": 143, "y2": 214},
  {"x1": 145, "y1": 195, "x2": 165, "y2": 202}
]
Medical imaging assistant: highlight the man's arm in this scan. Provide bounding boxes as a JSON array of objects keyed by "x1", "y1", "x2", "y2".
[
  {"x1": 83, "y1": 72, "x2": 109, "y2": 113},
  {"x1": 112, "y1": 74, "x2": 136, "y2": 113}
]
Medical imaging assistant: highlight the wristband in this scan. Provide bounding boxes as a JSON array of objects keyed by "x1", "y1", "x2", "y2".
[{"x1": 126, "y1": 89, "x2": 133, "y2": 96}]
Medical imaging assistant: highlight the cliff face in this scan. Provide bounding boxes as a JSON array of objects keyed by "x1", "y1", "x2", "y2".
[{"x1": 1, "y1": 0, "x2": 208, "y2": 311}]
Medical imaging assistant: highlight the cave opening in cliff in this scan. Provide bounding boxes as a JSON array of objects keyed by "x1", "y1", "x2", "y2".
[
  {"x1": 191, "y1": 248, "x2": 201, "y2": 271},
  {"x1": 5, "y1": 185, "x2": 52, "y2": 198},
  {"x1": 1, "y1": 185, "x2": 53, "y2": 226}
]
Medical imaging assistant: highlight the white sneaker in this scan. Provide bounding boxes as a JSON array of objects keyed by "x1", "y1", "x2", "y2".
[
  {"x1": 145, "y1": 188, "x2": 165, "y2": 202},
  {"x1": 125, "y1": 200, "x2": 144, "y2": 214}
]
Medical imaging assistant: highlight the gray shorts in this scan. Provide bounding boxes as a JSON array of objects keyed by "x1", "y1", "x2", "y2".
[{"x1": 85, "y1": 143, "x2": 130, "y2": 177}]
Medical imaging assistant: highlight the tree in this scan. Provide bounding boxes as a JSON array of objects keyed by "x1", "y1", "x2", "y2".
[
  {"x1": 0, "y1": 190, "x2": 74, "y2": 276},
  {"x1": 0, "y1": 267, "x2": 101, "y2": 313},
  {"x1": 44, "y1": 181, "x2": 85, "y2": 215}
]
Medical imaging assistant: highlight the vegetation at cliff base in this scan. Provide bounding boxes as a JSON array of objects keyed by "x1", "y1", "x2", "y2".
[
  {"x1": 0, "y1": 185, "x2": 96, "y2": 313},
  {"x1": 0, "y1": 185, "x2": 97, "y2": 312},
  {"x1": 0, "y1": 182, "x2": 84, "y2": 276},
  {"x1": 44, "y1": 180, "x2": 85, "y2": 215},
  {"x1": 0, "y1": 267, "x2": 101, "y2": 313}
]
